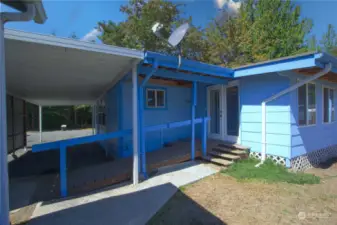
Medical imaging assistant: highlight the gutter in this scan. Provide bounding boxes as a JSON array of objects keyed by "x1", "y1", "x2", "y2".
[
  {"x1": 256, "y1": 63, "x2": 332, "y2": 167},
  {"x1": 1, "y1": 4, "x2": 36, "y2": 23}
]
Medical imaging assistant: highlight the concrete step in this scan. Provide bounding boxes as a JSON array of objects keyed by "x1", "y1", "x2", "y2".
[
  {"x1": 212, "y1": 146, "x2": 247, "y2": 156},
  {"x1": 202, "y1": 156, "x2": 233, "y2": 167},
  {"x1": 208, "y1": 150, "x2": 241, "y2": 161}
]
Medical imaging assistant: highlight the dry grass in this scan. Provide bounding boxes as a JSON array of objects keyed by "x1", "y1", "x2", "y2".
[{"x1": 148, "y1": 164, "x2": 337, "y2": 225}]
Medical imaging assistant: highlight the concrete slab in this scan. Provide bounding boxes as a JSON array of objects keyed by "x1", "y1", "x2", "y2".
[{"x1": 27, "y1": 161, "x2": 218, "y2": 225}]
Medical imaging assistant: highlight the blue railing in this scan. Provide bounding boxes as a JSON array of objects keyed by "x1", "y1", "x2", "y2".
[{"x1": 32, "y1": 116, "x2": 210, "y2": 197}]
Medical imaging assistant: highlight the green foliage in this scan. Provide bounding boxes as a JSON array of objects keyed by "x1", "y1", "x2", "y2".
[
  {"x1": 98, "y1": 0, "x2": 209, "y2": 62},
  {"x1": 206, "y1": 0, "x2": 312, "y2": 67},
  {"x1": 222, "y1": 158, "x2": 320, "y2": 184},
  {"x1": 41, "y1": 105, "x2": 92, "y2": 130},
  {"x1": 320, "y1": 24, "x2": 337, "y2": 56},
  {"x1": 307, "y1": 35, "x2": 321, "y2": 52}
]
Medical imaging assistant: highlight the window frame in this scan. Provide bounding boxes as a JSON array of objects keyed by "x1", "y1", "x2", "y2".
[
  {"x1": 298, "y1": 82, "x2": 317, "y2": 127},
  {"x1": 145, "y1": 87, "x2": 167, "y2": 109},
  {"x1": 322, "y1": 85, "x2": 335, "y2": 124}
]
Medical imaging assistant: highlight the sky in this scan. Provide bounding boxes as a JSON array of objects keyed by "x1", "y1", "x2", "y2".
[{"x1": 1, "y1": 0, "x2": 337, "y2": 42}]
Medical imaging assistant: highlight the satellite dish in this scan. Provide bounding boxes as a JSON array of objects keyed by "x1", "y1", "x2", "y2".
[
  {"x1": 151, "y1": 22, "x2": 190, "y2": 68},
  {"x1": 168, "y1": 23, "x2": 190, "y2": 47}
]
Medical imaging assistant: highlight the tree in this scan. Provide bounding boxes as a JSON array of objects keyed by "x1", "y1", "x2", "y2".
[
  {"x1": 307, "y1": 35, "x2": 320, "y2": 52},
  {"x1": 98, "y1": 0, "x2": 209, "y2": 62},
  {"x1": 320, "y1": 24, "x2": 337, "y2": 56},
  {"x1": 205, "y1": 0, "x2": 312, "y2": 67},
  {"x1": 69, "y1": 32, "x2": 78, "y2": 39}
]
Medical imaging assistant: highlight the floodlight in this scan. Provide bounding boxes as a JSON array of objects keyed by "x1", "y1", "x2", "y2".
[{"x1": 151, "y1": 22, "x2": 164, "y2": 38}]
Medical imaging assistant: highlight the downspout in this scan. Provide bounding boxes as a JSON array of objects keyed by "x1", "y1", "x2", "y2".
[
  {"x1": 256, "y1": 63, "x2": 332, "y2": 167},
  {"x1": 0, "y1": 4, "x2": 38, "y2": 225}
]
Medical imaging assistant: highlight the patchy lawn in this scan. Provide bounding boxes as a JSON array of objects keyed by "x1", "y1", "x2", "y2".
[
  {"x1": 148, "y1": 162, "x2": 337, "y2": 225},
  {"x1": 223, "y1": 158, "x2": 320, "y2": 184}
]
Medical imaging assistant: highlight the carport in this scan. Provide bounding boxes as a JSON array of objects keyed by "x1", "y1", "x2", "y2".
[
  {"x1": 5, "y1": 29, "x2": 143, "y2": 106},
  {"x1": 3, "y1": 28, "x2": 144, "y2": 196}
]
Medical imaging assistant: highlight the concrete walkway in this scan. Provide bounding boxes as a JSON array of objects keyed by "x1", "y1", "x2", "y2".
[{"x1": 27, "y1": 161, "x2": 218, "y2": 225}]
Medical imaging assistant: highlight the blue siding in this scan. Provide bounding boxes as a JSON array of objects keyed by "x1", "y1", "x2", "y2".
[
  {"x1": 289, "y1": 74, "x2": 337, "y2": 158},
  {"x1": 120, "y1": 81, "x2": 204, "y2": 157},
  {"x1": 239, "y1": 73, "x2": 291, "y2": 158},
  {"x1": 100, "y1": 83, "x2": 120, "y2": 157}
]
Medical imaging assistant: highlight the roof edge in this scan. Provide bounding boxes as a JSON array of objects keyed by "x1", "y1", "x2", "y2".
[
  {"x1": 144, "y1": 51, "x2": 234, "y2": 78},
  {"x1": 5, "y1": 28, "x2": 144, "y2": 59}
]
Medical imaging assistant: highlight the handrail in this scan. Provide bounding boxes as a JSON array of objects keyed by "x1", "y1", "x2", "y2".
[
  {"x1": 31, "y1": 116, "x2": 210, "y2": 198},
  {"x1": 32, "y1": 117, "x2": 210, "y2": 152}
]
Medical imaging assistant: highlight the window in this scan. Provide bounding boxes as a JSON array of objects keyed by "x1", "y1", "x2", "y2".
[
  {"x1": 146, "y1": 88, "x2": 166, "y2": 109},
  {"x1": 298, "y1": 83, "x2": 316, "y2": 126},
  {"x1": 323, "y1": 87, "x2": 335, "y2": 123}
]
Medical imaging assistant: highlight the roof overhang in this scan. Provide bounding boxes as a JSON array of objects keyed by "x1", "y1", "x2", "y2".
[
  {"x1": 144, "y1": 51, "x2": 234, "y2": 78},
  {"x1": 233, "y1": 52, "x2": 337, "y2": 80},
  {"x1": 5, "y1": 29, "x2": 143, "y2": 106}
]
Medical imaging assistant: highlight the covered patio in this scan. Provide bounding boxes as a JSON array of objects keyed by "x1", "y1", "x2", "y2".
[{"x1": 5, "y1": 28, "x2": 236, "y2": 204}]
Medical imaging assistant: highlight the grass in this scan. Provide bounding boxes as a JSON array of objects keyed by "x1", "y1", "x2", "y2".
[{"x1": 222, "y1": 158, "x2": 320, "y2": 184}]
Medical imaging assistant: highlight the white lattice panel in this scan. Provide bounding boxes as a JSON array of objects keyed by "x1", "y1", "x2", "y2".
[
  {"x1": 249, "y1": 152, "x2": 286, "y2": 166},
  {"x1": 291, "y1": 145, "x2": 337, "y2": 171}
]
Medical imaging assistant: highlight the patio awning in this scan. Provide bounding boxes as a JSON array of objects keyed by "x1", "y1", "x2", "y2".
[{"x1": 4, "y1": 29, "x2": 144, "y2": 106}]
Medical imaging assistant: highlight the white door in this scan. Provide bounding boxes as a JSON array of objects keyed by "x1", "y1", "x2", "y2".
[
  {"x1": 207, "y1": 85, "x2": 223, "y2": 140},
  {"x1": 208, "y1": 83, "x2": 240, "y2": 143}
]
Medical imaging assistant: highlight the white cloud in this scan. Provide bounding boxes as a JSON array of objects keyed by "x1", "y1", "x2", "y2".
[{"x1": 81, "y1": 28, "x2": 101, "y2": 42}]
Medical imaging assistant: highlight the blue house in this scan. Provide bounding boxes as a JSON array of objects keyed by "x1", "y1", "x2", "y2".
[
  {"x1": 21, "y1": 29, "x2": 336, "y2": 197},
  {"x1": 96, "y1": 51, "x2": 337, "y2": 172}
]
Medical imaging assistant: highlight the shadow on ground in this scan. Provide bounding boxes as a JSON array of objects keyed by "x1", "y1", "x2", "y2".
[
  {"x1": 314, "y1": 157, "x2": 337, "y2": 169},
  {"x1": 9, "y1": 142, "x2": 109, "y2": 178},
  {"x1": 9, "y1": 142, "x2": 111, "y2": 210},
  {"x1": 21, "y1": 183, "x2": 225, "y2": 225}
]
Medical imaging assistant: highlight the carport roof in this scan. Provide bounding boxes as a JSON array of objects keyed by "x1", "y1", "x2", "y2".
[{"x1": 5, "y1": 29, "x2": 144, "y2": 106}]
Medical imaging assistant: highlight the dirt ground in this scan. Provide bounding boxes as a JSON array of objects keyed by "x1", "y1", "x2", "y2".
[{"x1": 148, "y1": 164, "x2": 337, "y2": 225}]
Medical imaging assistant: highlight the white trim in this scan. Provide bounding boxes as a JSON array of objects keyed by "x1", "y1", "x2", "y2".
[
  {"x1": 223, "y1": 83, "x2": 240, "y2": 143},
  {"x1": 5, "y1": 29, "x2": 144, "y2": 59},
  {"x1": 145, "y1": 88, "x2": 166, "y2": 108},
  {"x1": 207, "y1": 85, "x2": 223, "y2": 140},
  {"x1": 297, "y1": 82, "x2": 317, "y2": 127},
  {"x1": 322, "y1": 86, "x2": 335, "y2": 124},
  {"x1": 207, "y1": 84, "x2": 240, "y2": 143}
]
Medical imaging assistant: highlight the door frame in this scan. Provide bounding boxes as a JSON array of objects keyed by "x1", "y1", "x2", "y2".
[
  {"x1": 223, "y1": 80, "x2": 240, "y2": 143},
  {"x1": 207, "y1": 81, "x2": 240, "y2": 143},
  {"x1": 207, "y1": 84, "x2": 223, "y2": 140}
]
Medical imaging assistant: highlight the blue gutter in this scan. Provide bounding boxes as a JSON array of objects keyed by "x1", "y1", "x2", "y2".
[
  {"x1": 138, "y1": 66, "x2": 228, "y2": 85},
  {"x1": 144, "y1": 51, "x2": 233, "y2": 78},
  {"x1": 233, "y1": 52, "x2": 337, "y2": 78}
]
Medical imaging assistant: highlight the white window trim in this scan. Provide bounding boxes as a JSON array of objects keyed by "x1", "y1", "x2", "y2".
[
  {"x1": 298, "y1": 82, "x2": 317, "y2": 127},
  {"x1": 322, "y1": 85, "x2": 335, "y2": 124},
  {"x1": 146, "y1": 88, "x2": 166, "y2": 109}
]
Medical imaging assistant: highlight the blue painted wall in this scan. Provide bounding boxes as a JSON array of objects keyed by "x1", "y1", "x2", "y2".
[
  {"x1": 100, "y1": 82, "x2": 120, "y2": 157},
  {"x1": 289, "y1": 73, "x2": 337, "y2": 158},
  {"x1": 239, "y1": 73, "x2": 292, "y2": 158},
  {"x1": 119, "y1": 80, "x2": 207, "y2": 157}
]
